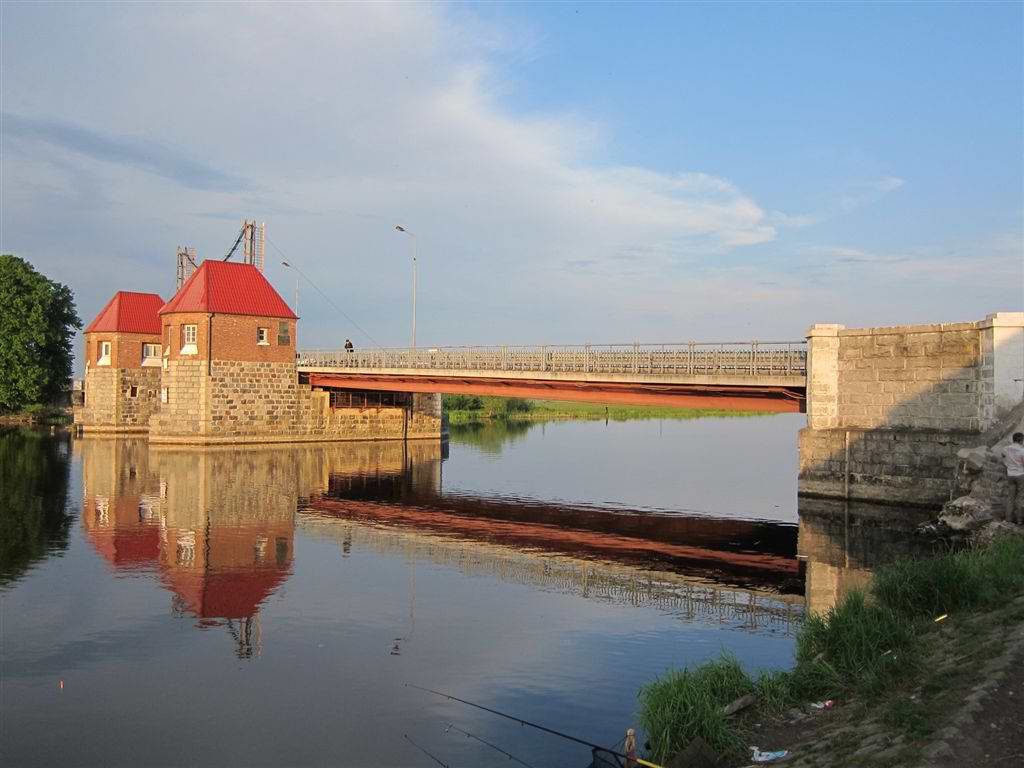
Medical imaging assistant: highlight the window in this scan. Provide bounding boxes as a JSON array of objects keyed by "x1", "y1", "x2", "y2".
[
  {"x1": 129, "y1": 385, "x2": 138, "y2": 398},
  {"x1": 328, "y1": 389, "x2": 411, "y2": 409},
  {"x1": 278, "y1": 321, "x2": 291, "y2": 345},
  {"x1": 161, "y1": 387, "x2": 169, "y2": 403},
  {"x1": 257, "y1": 327, "x2": 269, "y2": 345},
  {"x1": 98, "y1": 341, "x2": 111, "y2": 366},
  {"x1": 142, "y1": 343, "x2": 161, "y2": 366},
  {"x1": 181, "y1": 324, "x2": 198, "y2": 355}
]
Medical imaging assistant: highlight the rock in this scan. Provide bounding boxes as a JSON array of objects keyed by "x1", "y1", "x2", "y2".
[
  {"x1": 975, "y1": 520, "x2": 1024, "y2": 545},
  {"x1": 939, "y1": 496, "x2": 993, "y2": 530},
  {"x1": 957, "y1": 446, "x2": 991, "y2": 472}
]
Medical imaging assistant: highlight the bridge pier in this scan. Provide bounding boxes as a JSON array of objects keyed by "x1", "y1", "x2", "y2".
[{"x1": 798, "y1": 313, "x2": 1024, "y2": 507}]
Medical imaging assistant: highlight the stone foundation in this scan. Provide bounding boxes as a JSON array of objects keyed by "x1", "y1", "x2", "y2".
[
  {"x1": 149, "y1": 358, "x2": 444, "y2": 445},
  {"x1": 77, "y1": 366, "x2": 162, "y2": 434},
  {"x1": 799, "y1": 427, "x2": 975, "y2": 506}
]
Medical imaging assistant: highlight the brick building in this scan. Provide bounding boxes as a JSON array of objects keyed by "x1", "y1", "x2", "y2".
[
  {"x1": 76, "y1": 259, "x2": 444, "y2": 444},
  {"x1": 149, "y1": 260, "x2": 300, "y2": 442},
  {"x1": 76, "y1": 291, "x2": 165, "y2": 433}
]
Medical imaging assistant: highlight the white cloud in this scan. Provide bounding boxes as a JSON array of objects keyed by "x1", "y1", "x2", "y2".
[{"x1": 0, "y1": 2, "x2": 779, "y2": 356}]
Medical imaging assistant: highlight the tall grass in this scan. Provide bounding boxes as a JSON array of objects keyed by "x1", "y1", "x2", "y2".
[
  {"x1": 637, "y1": 655, "x2": 753, "y2": 759},
  {"x1": 873, "y1": 536, "x2": 1024, "y2": 617},
  {"x1": 637, "y1": 535, "x2": 1024, "y2": 764}
]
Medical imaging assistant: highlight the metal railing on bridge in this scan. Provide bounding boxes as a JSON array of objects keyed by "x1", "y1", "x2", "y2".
[{"x1": 298, "y1": 341, "x2": 807, "y2": 378}]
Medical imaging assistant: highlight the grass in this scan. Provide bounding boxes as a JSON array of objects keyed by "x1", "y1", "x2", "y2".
[
  {"x1": 636, "y1": 535, "x2": 1024, "y2": 764},
  {"x1": 444, "y1": 395, "x2": 770, "y2": 423}
]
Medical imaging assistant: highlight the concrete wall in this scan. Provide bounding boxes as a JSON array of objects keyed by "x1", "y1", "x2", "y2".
[{"x1": 800, "y1": 313, "x2": 1024, "y2": 506}]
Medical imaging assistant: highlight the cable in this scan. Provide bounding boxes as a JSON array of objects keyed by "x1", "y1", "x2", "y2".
[
  {"x1": 403, "y1": 734, "x2": 450, "y2": 768},
  {"x1": 444, "y1": 723, "x2": 539, "y2": 768},
  {"x1": 265, "y1": 234, "x2": 384, "y2": 349}
]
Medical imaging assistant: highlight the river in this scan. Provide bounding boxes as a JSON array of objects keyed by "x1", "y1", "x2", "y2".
[{"x1": 0, "y1": 414, "x2": 925, "y2": 767}]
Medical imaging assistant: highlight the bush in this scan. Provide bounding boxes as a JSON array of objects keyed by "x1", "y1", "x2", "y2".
[
  {"x1": 501, "y1": 398, "x2": 533, "y2": 414},
  {"x1": 444, "y1": 394, "x2": 484, "y2": 411}
]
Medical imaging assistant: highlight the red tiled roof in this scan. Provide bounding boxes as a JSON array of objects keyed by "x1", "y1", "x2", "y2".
[
  {"x1": 84, "y1": 291, "x2": 165, "y2": 335},
  {"x1": 159, "y1": 260, "x2": 297, "y2": 319}
]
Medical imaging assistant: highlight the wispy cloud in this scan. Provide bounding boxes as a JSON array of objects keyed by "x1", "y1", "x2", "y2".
[{"x1": 2, "y1": 112, "x2": 247, "y2": 192}]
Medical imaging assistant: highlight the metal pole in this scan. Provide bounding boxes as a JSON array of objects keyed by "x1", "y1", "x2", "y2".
[{"x1": 412, "y1": 235, "x2": 417, "y2": 349}]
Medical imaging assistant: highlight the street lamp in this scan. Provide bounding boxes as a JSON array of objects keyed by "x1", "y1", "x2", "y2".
[
  {"x1": 281, "y1": 261, "x2": 298, "y2": 315},
  {"x1": 394, "y1": 225, "x2": 417, "y2": 349}
]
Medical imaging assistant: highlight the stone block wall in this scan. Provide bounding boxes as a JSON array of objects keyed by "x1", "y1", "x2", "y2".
[
  {"x1": 149, "y1": 359, "x2": 209, "y2": 438},
  {"x1": 298, "y1": 388, "x2": 443, "y2": 442},
  {"x1": 799, "y1": 427, "x2": 975, "y2": 505},
  {"x1": 208, "y1": 361, "x2": 300, "y2": 437},
  {"x1": 800, "y1": 313, "x2": 1024, "y2": 506},
  {"x1": 149, "y1": 358, "x2": 444, "y2": 444},
  {"x1": 77, "y1": 366, "x2": 161, "y2": 433}
]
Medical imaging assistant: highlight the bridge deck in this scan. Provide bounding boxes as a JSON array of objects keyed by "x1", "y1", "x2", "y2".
[{"x1": 298, "y1": 342, "x2": 807, "y2": 412}]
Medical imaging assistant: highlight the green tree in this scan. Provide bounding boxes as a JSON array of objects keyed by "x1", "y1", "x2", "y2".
[{"x1": 0, "y1": 255, "x2": 82, "y2": 412}]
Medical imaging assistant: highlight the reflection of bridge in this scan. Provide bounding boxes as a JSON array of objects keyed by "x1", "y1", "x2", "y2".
[
  {"x1": 298, "y1": 341, "x2": 807, "y2": 412},
  {"x1": 298, "y1": 512, "x2": 804, "y2": 633}
]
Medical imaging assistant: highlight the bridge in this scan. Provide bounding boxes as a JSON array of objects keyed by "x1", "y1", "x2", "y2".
[{"x1": 298, "y1": 341, "x2": 807, "y2": 412}]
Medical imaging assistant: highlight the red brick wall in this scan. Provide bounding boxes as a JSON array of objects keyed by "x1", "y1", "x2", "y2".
[
  {"x1": 84, "y1": 331, "x2": 161, "y2": 369},
  {"x1": 161, "y1": 312, "x2": 296, "y2": 364}
]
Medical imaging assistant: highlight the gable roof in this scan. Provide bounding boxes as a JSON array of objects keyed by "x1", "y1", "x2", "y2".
[
  {"x1": 159, "y1": 260, "x2": 297, "y2": 319},
  {"x1": 85, "y1": 291, "x2": 165, "y2": 335}
]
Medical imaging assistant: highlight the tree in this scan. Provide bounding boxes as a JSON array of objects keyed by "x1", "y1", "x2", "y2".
[{"x1": 0, "y1": 255, "x2": 82, "y2": 412}]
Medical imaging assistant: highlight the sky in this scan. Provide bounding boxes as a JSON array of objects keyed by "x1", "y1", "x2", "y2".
[{"x1": 1, "y1": 1, "x2": 1022, "y2": 368}]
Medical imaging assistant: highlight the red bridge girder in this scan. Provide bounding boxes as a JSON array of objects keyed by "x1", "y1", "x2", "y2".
[{"x1": 307, "y1": 373, "x2": 805, "y2": 413}]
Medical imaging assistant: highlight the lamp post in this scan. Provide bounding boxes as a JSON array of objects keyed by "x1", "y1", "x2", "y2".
[
  {"x1": 281, "y1": 261, "x2": 298, "y2": 315},
  {"x1": 394, "y1": 225, "x2": 417, "y2": 349}
]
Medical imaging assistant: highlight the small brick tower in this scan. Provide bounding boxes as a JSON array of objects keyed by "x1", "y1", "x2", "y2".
[
  {"x1": 76, "y1": 291, "x2": 165, "y2": 433},
  {"x1": 148, "y1": 260, "x2": 298, "y2": 443}
]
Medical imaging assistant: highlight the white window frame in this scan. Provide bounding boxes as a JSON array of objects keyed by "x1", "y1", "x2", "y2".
[
  {"x1": 257, "y1": 327, "x2": 270, "y2": 346},
  {"x1": 180, "y1": 324, "x2": 198, "y2": 356},
  {"x1": 142, "y1": 343, "x2": 161, "y2": 366},
  {"x1": 98, "y1": 341, "x2": 112, "y2": 366}
]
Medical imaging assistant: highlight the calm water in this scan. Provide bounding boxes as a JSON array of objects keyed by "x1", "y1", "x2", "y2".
[{"x1": 1, "y1": 414, "x2": 912, "y2": 767}]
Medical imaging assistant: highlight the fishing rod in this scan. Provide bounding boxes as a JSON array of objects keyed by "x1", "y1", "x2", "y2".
[
  {"x1": 403, "y1": 733, "x2": 450, "y2": 768},
  {"x1": 405, "y1": 684, "x2": 665, "y2": 768},
  {"x1": 445, "y1": 722, "x2": 539, "y2": 768}
]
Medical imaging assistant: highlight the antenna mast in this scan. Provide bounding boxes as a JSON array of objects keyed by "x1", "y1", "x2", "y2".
[
  {"x1": 176, "y1": 246, "x2": 198, "y2": 290},
  {"x1": 241, "y1": 219, "x2": 265, "y2": 271}
]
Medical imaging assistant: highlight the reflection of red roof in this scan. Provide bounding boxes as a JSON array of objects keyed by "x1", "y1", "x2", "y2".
[
  {"x1": 160, "y1": 261, "x2": 296, "y2": 319},
  {"x1": 162, "y1": 568, "x2": 291, "y2": 619},
  {"x1": 85, "y1": 292, "x2": 165, "y2": 334},
  {"x1": 87, "y1": 526, "x2": 161, "y2": 568}
]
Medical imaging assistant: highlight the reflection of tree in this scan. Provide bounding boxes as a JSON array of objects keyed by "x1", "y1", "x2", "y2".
[
  {"x1": 448, "y1": 420, "x2": 535, "y2": 456},
  {"x1": 0, "y1": 429, "x2": 72, "y2": 584}
]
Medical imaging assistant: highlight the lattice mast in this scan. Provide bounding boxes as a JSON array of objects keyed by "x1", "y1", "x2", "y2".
[
  {"x1": 241, "y1": 220, "x2": 265, "y2": 271},
  {"x1": 176, "y1": 246, "x2": 198, "y2": 291}
]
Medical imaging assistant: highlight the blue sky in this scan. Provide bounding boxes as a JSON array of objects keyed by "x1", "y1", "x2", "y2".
[{"x1": 1, "y1": 1, "x2": 1021, "y2": 364}]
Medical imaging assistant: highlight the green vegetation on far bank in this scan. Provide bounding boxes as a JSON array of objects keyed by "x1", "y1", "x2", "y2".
[
  {"x1": 443, "y1": 394, "x2": 768, "y2": 423},
  {"x1": 637, "y1": 535, "x2": 1024, "y2": 764}
]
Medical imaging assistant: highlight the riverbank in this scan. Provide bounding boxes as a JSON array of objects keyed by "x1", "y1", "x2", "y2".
[
  {"x1": 0, "y1": 406, "x2": 71, "y2": 426},
  {"x1": 444, "y1": 395, "x2": 768, "y2": 424},
  {"x1": 638, "y1": 534, "x2": 1024, "y2": 767}
]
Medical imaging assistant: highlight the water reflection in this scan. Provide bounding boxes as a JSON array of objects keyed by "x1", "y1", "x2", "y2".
[
  {"x1": 797, "y1": 497, "x2": 940, "y2": 614},
  {"x1": 0, "y1": 428, "x2": 73, "y2": 584},
  {"x1": 1, "y1": 420, "x2": 962, "y2": 766}
]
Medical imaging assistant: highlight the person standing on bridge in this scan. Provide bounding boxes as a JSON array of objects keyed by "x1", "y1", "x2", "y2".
[
  {"x1": 999, "y1": 432, "x2": 1024, "y2": 524},
  {"x1": 344, "y1": 339, "x2": 354, "y2": 353}
]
